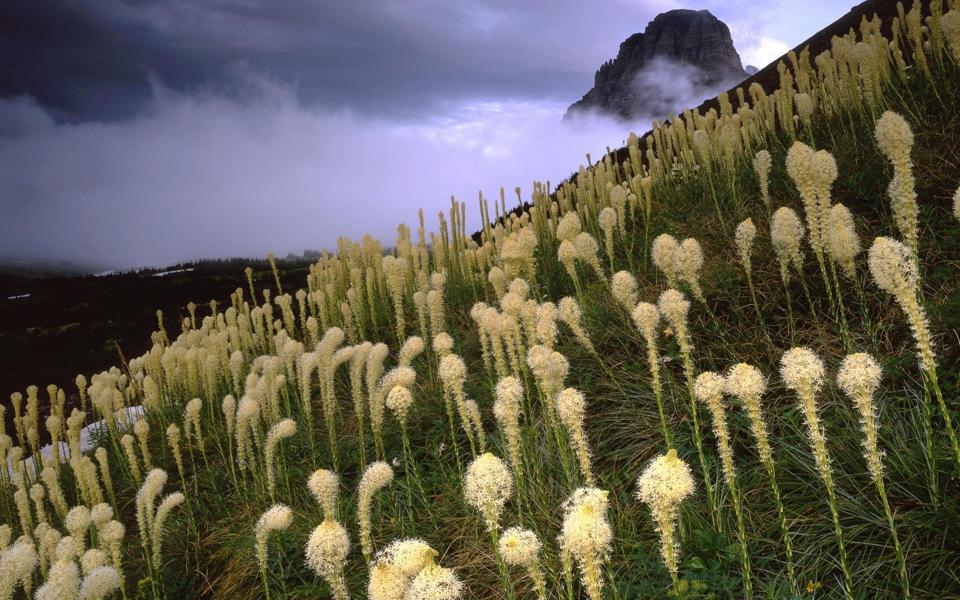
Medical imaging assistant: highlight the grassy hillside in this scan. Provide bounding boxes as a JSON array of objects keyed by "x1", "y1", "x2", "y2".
[{"x1": 2, "y1": 1, "x2": 960, "y2": 599}]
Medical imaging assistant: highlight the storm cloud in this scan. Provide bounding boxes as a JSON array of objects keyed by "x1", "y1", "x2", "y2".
[{"x1": 0, "y1": 0, "x2": 847, "y2": 268}]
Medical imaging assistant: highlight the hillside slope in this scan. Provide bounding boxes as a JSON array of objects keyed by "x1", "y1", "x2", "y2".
[{"x1": 2, "y1": 1, "x2": 959, "y2": 600}]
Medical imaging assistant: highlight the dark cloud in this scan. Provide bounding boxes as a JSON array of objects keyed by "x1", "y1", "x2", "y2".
[{"x1": 1, "y1": 0, "x2": 684, "y2": 121}]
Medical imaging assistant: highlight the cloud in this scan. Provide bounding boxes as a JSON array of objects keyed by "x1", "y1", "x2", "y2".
[
  {"x1": 626, "y1": 57, "x2": 746, "y2": 120},
  {"x1": 0, "y1": 71, "x2": 653, "y2": 269},
  {"x1": 0, "y1": 0, "x2": 677, "y2": 121},
  {"x1": 739, "y1": 36, "x2": 791, "y2": 70},
  {"x1": 0, "y1": 96, "x2": 55, "y2": 137}
]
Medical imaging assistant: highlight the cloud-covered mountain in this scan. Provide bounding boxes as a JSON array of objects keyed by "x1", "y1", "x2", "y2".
[{"x1": 566, "y1": 9, "x2": 748, "y2": 121}]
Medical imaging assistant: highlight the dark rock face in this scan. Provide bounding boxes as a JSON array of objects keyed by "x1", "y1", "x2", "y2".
[{"x1": 565, "y1": 9, "x2": 748, "y2": 121}]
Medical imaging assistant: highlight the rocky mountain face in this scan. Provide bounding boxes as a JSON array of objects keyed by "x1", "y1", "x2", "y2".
[{"x1": 565, "y1": 9, "x2": 749, "y2": 121}]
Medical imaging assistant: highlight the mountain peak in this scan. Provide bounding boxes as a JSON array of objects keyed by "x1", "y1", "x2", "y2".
[{"x1": 565, "y1": 9, "x2": 747, "y2": 121}]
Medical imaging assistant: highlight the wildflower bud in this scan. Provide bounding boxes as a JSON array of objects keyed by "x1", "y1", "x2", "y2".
[
  {"x1": 651, "y1": 234, "x2": 680, "y2": 286},
  {"x1": 358, "y1": 462, "x2": 394, "y2": 563},
  {"x1": 222, "y1": 395, "x2": 236, "y2": 437},
  {"x1": 151, "y1": 492, "x2": 184, "y2": 563},
  {"x1": 695, "y1": 372, "x2": 738, "y2": 490},
  {"x1": 80, "y1": 547, "x2": 106, "y2": 574},
  {"x1": 525, "y1": 345, "x2": 568, "y2": 406},
  {"x1": 837, "y1": 353, "x2": 885, "y2": 482},
  {"x1": 677, "y1": 238, "x2": 705, "y2": 302},
  {"x1": 265, "y1": 418, "x2": 297, "y2": 499},
  {"x1": 556, "y1": 388, "x2": 594, "y2": 485},
  {"x1": 120, "y1": 434, "x2": 141, "y2": 483},
  {"x1": 610, "y1": 271, "x2": 639, "y2": 310},
  {"x1": 373, "y1": 538, "x2": 438, "y2": 595},
  {"x1": 826, "y1": 204, "x2": 861, "y2": 278},
  {"x1": 753, "y1": 150, "x2": 772, "y2": 210},
  {"x1": 869, "y1": 237, "x2": 934, "y2": 371},
  {"x1": 407, "y1": 564, "x2": 464, "y2": 600},
  {"x1": 135, "y1": 468, "x2": 167, "y2": 543},
  {"x1": 868, "y1": 236, "x2": 917, "y2": 297},
  {"x1": 255, "y1": 504, "x2": 293, "y2": 571},
  {"x1": 94, "y1": 448, "x2": 114, "y2": 503},
  {"x1": 780, "y1": 347, "x2": 825, "y2": 395},
  {"x1": 308, "y1": 469, "x2": 339, "y2": 520},
  {"x1": 65, "y1": 505, "x2": 91, "y2": 546},
  {"x1": 493, "y1": 377, "x2": 523, "y2": 474},
  {"x1": 398, "y1": 337, "x2": 425, "y2": 368},
  {"x1": 875, "y1": 111, "x2": 914, "y2": 164},
  {"x1": 535, "y1": 303, "x2": 558, "y2": 349},
  {"x1": 786, "y1": 141, "x2": 827, "y2": 253},
  {"x1": 1, "y1": 541, "x2": 38, "y2": 597},
  {"x1": 636, "y1": 449, "x2": 695, "y2": 577},
  {"x1": 184, "y1": 398, "x2": 203, "y2": 451},
  {"x1": 30, "y1": 484, "x2": 47, "y2": 524},
  {"x1": 656, "y1": 288, "x2": 689, "y2": 326},
  {"x1": 304, "y1": 519, "x2": 350, "y2": 600},
  {"x1": 78, "y1": 565, "x2": 121, "y2": 600},
  {"x1": 558, "y1": 297, "x2": 594, "y2": 353},
  {"x1": 555, "y1": 211, "x2": 582, "y2": 242},
  {"x1": 725, "y1": 363, "x2": 771, "y2": 462},
  {"x1": 735, "y1": 218, "x2": 757, "y2": 277},
  {"x1": 463, "y1": 399, "x2": 486, "y2": 452},
  {"x1": 557, "y1": 240, "x2": 578, "y2": 283},
  {"x1": 432, "y1": 332, "x2": 454, "y2": 357},
  {"x1": 56, "y1": 535, "x2": 81, "y2": 562},
  {"x1": 133, "y1": 418, "x2": 151, "y2": 469},
  {"x1": 560, "y1": 487, "x2": 612, "y2": 600},
  {"x1": 13, "y1": 488, "x2": 32, "y2": 537},
  {"x1": 386, "y1": 385, "x2": 414, "y2": 424},
  {"x1": 953, "y1": 183, "x2": 960, "y2": 222},
  {"x1": 598, "y1": 208, "x2": 617, "y2": 267},
  {"x1": 464, "y1": 453, "x2": 513, "y2": 531},
  {"x1": 35, "y1": 558, "x2": 80, "y2": 600},
  {"x1": 507, "y1": 278, "x2": 529, "y2": 301},
  {"x1": 630, "y1": 302, "x2": 660, "y2": 341},
  {"x1": 90, "y1": 504, "x2": 113, "y2": 528}
]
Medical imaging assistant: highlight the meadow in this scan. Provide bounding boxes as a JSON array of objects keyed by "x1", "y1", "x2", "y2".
[{"x1": 2, "y1": 1, "x2": 960, "y2": 599}]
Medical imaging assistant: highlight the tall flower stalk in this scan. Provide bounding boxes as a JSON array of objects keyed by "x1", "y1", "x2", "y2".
[
  {"x1": 636, "y1": 449, "x2": 695, "y2": 595},
  {"x1": 875, "y1": 112, "x2": 919, "y2": 257},
  {"x1": 493, "y1": 377, "x2": 525, "y2": 503},
  {"x1": 869, "y1": 237, "x2": 960, "y2": 472},
  {"x1": 631, "y1": 302, "x2": 672, "y2": 447},
  {"x1": 464, "y1": 453, "x2": 515, "y2": 600},
  {"x1": 556, "y1": 388, "x2": 594, "y2": 486},
  {"x1": 254, "y1": 504, "x2": 292, "y2": 600},
  {"x1": 657, "y1": 289, "x2": 718, "y2": 527},
  {"x1": 357, "y1": 462, "x2": 394, "y2": 566},
  {"x1": 735, "y1": 218, "x2": 765, "y2": 333},
  {"x1": 559, "y1": 487, "x2": 613, "y2": 600},
  {"x1": 695, "y1": 372, "x2": 753, "y2": 599},
  {"x1": 499, "y1": 527, "x2": 547, "y2": 600},
  {"x1": 386, "y1": 385, "x2": 427, "y2": 513},
  {"x1": 726, "y1": 363, "x2": 797, "y2": 594},
  {"x1": 837, "y1": 353, "x2": 910, "y2": 599},
  {"x1": 781, "y1": 347, "x2": 853, "y2": 599}
]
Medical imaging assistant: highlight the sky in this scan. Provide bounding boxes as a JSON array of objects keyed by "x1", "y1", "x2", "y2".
[{"x1": 0, "y1": 0, "x2": 848, "y2": 269}]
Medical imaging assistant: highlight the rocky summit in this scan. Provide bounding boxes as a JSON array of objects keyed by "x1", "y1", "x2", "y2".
[{"x1": 565, "y1": 9, "x2": 748, "y2": 121}]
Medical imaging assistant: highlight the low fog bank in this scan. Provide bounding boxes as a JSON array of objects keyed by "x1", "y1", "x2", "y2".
[
  {"x1": 0, "y1": 66, "x2": 724, "y2": 270},
  {"x1": 630, "y1": 57, "x2": 746, "y2": 119}
]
